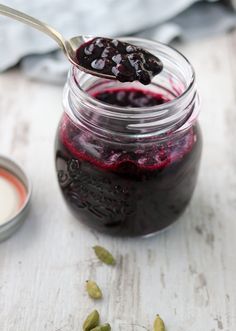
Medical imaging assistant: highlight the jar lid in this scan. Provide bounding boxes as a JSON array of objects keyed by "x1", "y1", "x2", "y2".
[{"x1": 0, "y1": 155, "x2": 31, "y2": 242}]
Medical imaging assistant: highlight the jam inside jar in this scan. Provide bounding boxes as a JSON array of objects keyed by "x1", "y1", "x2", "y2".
[{"x1": 55, "y1": 38, "x2": 202, "y2": 237}]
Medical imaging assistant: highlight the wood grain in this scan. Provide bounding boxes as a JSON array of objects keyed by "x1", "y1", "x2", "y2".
[{"x1": 0, "y1": 33, "x2": 236, "y2": 331}]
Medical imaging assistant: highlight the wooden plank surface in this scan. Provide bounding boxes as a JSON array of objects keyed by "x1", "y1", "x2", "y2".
[{"x1": 0, "y1": 33, "x2": 236, "y2": 331}]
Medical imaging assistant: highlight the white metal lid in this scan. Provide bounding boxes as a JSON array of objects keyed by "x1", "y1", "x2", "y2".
[{"x1": 0, "y1": 155, "x2": 32, "y2": 242}]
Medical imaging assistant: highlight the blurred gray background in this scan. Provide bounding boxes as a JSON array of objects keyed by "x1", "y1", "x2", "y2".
[{"x1": 0, "y1": 0, "x2": 236, "y2": 84}]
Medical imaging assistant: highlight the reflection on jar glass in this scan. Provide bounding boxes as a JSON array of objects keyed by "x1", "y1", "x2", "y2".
[{"x1": 55, "y1": 38, "x2": 202, "y2": 237}]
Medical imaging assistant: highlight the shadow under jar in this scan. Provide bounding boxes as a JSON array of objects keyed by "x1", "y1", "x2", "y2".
[{"x1": 55, "y1": 38, "x2": 202, "y2": 237}]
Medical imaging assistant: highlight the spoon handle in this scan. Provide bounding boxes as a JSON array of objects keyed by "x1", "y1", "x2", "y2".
[{"x1": 0, "y1": 4, "x2": 66, "y2": 52}]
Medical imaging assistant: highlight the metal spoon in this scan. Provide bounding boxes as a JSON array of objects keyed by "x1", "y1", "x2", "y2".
[{"x1": 0, "y1": 3, "x2": 114, "y2": 79}]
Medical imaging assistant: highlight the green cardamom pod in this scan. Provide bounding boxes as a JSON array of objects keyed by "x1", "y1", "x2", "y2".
[
  {"x1": 83, "y1": 310, "x2": 100, "y2": 331},
  {"x1": 90, "y1": 323, "x2": 111, "y2": 331},
  {"x1": 93, "y1": 245, "x2": 116, "y2": 265},
  {"x1": 86, "y1": 280, "x2": 103, "y2": 299},
  {"x1": 154, "y1": 315, "x2": 165, "y2": 331}
]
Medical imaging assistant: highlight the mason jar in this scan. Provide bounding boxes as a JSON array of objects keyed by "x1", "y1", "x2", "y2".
[{"x1": 55, "y1": 38, "x2": 202, "y2": 237}]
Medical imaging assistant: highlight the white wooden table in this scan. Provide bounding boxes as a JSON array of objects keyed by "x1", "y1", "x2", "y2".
[{"x1": 0, "y1": 33, "x2": 235, "y2": 331}]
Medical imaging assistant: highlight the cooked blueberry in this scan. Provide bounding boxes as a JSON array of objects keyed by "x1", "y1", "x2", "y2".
[
  {"x1": 84, "y1": 44, "x2": 95, "y2": 55},
  {"x1": 101, "y1": 47, "x2": 116, "y2": 58},
  {"x1": 95, "y1": 38, "x2": 105, "y2": 48},
  {"x1": 111, "y1": 39, "x2": 119, "y2": 47},
  {"x1": 112, "y1": 54, "x2": 122, "y2": 64},
  {"x1": 126, "y1": 45, "x2": 136, "y2": 53},
  {"x1": 136, "y1": 70, "x2": 151, "y2": 85},
  {"x1": 91, "y1": 59, "x2": 105, "y2": 70}
]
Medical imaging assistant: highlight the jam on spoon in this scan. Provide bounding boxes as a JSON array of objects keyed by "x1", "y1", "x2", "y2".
[{"x1": 76, "y1": 37, "x2": 163, "y2": 85}]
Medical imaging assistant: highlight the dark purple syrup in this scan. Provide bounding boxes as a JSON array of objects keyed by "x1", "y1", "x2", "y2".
[
  {"x1": 76, "y1": 37, "x2": 163, "y2": 85},
  {"x1": 55, "y1": 88, "x2": 202, "y2": 236}
]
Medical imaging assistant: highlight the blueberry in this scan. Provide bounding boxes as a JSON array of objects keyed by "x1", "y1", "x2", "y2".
[
  {"x1": 84, "y1": 44, "x2": 95, "y2": 55},
  {"x1": 111, "y1": 39, "x2": 119, "y2": 47},
  {"x1": 136, "y1": 70, "x2": 151, "y2": 85},
  {"x1": 126, "y1": 45, "x2": 136, "y2": 53},
  {"x1": 91, "y1": 59, "x2": 105, "y2": 70},
  {"x1": 112, "y1": 54, "x2": 122, "y2": 64},
  {"x1": 95, "y1": 38, "x2": 105, "y2": 48},
  {"x1": 101, "y1": 47, "x2": 116, "y2": 58}
]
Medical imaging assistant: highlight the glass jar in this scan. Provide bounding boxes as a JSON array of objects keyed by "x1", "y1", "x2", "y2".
[{"x1": 55, "y1": 38, "x2": 202, "y2": 237}]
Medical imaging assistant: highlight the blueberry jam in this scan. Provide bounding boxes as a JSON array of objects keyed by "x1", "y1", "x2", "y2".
[
  {"x1": 94, "y1": 88, "x2": 166, "y2": 107},
  {"x1": 76, "y1": 37, "x2": 163, "y2": 85},
  {"x1": 55, "y1": 87, "x2": 202, "y2": 236}
]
